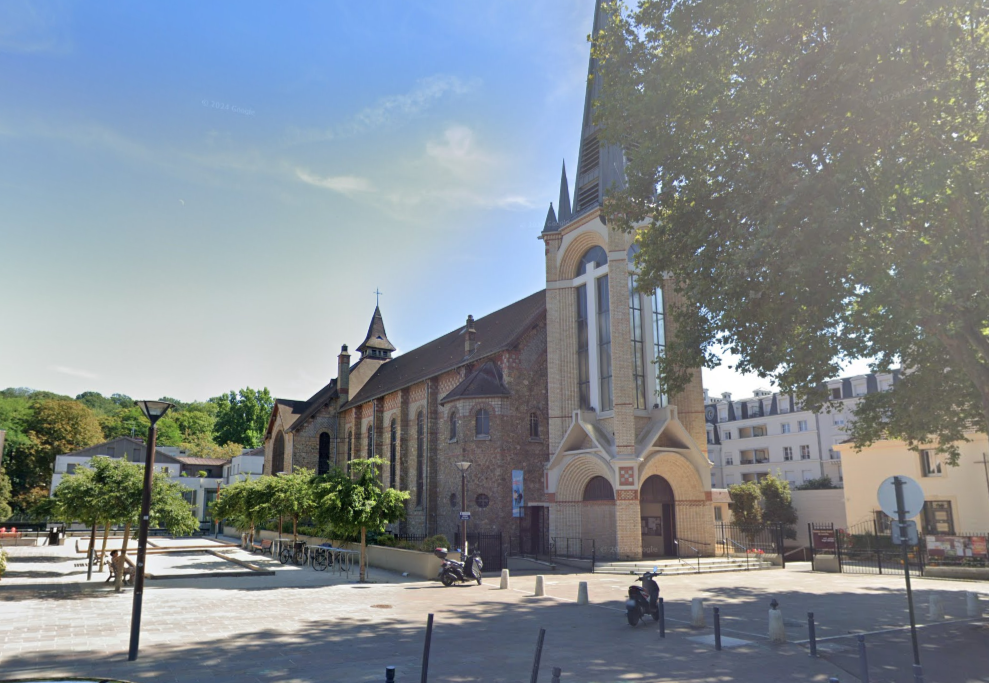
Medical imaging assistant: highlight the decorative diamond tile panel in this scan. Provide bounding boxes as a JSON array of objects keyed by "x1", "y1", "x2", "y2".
[{"x1": 619, "y1": 466, "x2": 635, "y2": 487}]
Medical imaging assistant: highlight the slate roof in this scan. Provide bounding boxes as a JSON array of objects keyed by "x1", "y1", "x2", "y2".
[
  {"x1": 439, "y1": 361, "x2": 511, "y2": 405},
  {"x1": 286, "y1": 380, "x2": 339, "y2": 433},
  {"x1": 58, "y1": 436, "x2": 177, "y2": 462},
  {"x1": 345, "y1": 290, "x2": 546, "y2": 408},
  {"x1": 357, "y1": 306, "x2": 396, "y2": 354}
]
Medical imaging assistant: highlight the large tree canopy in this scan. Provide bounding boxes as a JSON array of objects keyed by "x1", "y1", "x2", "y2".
[{"x1": 596, "y1": 0, "x2": 989, "y2": 456}]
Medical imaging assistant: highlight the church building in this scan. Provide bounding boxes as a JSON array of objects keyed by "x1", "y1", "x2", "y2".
[{"x1": 263, "y1": 0, "x2": 714, "y2": 562}]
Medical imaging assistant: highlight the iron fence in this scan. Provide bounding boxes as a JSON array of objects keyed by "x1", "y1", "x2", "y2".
[{"x1": 454, "y1": 531, "x2": 504, "y2": 573}]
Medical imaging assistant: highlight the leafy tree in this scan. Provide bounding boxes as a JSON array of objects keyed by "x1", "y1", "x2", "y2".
[
  {"x1": 13, "y1": 399, "x2": 103, "y2": 494},
  {"x1": 211, "y1": 387, "x2": 274, "y2": 448},
  {"x1": 727, "y1": 482, "x2": 762, "y2": 527},
  {"x1": 180, "y1": 433, "x2": 241, "y2": 460},
  {"x1": 75, "y1": 392, "x2": 121, "y2": 416},
  {"x1": 596, "y1": 0, "x2": 989, "y2": 458},
  {"x1": 173, "y1": 403, "x2": 218, "y2": 441},
  {"x1": 759, "y1": 474, "x2": 798, "y2": 540},
  {"x1": 211, "y1": 476, "x2": 276, "y2": 543},
  {"x1": 313, "y1": 459, "x2": 409, "y2": 582},
  {"x1": 270, "y1": 468, "x2": 317, "y2": 542},
  {"x1": 0, "y1": 468, "x2": 12, "y2": 521},
  {"x1": 796, "y1": 476, "x2": 839, "y2": 491}
]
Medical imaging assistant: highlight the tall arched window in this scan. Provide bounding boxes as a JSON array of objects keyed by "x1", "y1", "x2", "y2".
[
  {"x1": 628, "y1": 245, "x2": 647, "y2": 410},
  {"x1": 475, "y1": 408, "x2": 490, "y2": 438},
  {"x1": 347, "y1": 430, "x2": 353, "y2": 462},
  {"x1": 366, "y1": 423, "x2": 374, "y2": 459},
  {"x1": 389, "y1": 419, "x2": 398, "y2": 489},
  {"x1": 415, "y1": 411, "x2": 425, "y2": 507},
  {"x1": 652, "y1": 286, "x2": 667, "y2": 407},
  {"x1": 529, "y1": 412, "x2": 540, "y2": 439},
  {"x1": 318, "y1": 432, "x2": 331, "y2": 475},
  {"x1": 271, "y1": 431, "x2": 285, "y2": 474},
  {"x1": 449, "y1": 411, "x2": 458, "y2": 441},
  {"x1": 573, "y1": 245, "x2": 612, "y2": 411}
]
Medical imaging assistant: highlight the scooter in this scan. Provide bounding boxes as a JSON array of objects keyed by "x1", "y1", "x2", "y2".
[
  {"x1": 434, "y1": 547, "x2": 483, "y2": 587},
  {"x1": 625, "y1": 568, "x2": 662, "y2": 626}
]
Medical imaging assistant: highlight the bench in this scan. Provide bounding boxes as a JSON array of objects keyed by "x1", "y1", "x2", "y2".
[
  {"x1": 106, "y1": 560, "x2": 134, "y2": 585},
  {"x1": 251, "y1": 539, "x2": 273, "y2": 556}
]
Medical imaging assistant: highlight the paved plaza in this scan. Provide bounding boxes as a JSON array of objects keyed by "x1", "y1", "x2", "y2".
[{"x1": 1, "y1": 543, "x2": 987, "y2": 682}]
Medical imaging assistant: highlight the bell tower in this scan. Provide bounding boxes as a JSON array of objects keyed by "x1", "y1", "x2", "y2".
[{"x1": 540, "y1": 0, "x2": 711, "y2": 562}]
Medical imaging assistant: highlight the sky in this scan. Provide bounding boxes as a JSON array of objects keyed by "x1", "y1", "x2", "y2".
[{"x1": 0, "y1": 1, "x2": 869, "y2": 405}]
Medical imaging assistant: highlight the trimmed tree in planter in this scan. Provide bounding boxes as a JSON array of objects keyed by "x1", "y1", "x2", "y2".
[{"x1": 313, "y1": 459, "x2": 409, "y2": 583}]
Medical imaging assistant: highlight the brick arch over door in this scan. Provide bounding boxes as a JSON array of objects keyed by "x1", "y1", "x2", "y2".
[
  {"x1": 558, "y1": 231, "x2": 609, "y2": 281},
  {"x1": 639, "y1": 452, "x2": 716, "y2": 555},
  {"x1": 553, "y1": 455, "x2": 616, "y2": 551}
]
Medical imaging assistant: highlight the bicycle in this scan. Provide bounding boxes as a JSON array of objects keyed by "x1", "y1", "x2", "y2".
[
  {"x1": 278, "y1": 540, "x2": 308, "y2": 566},
  {"x1": 310, "y1": 544, "x2": 334, "y2": 572}
]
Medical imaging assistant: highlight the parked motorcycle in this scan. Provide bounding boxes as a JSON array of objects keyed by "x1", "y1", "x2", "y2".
[
  {"x1": 434, "y1": 547, "x2": 483, "y2": 587},
  {"x1": 625, "y1": 569, "x2": 662, "y2": 626}
]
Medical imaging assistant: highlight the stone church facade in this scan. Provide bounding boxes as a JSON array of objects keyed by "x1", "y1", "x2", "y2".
[{"x1": 263, "y1": 0, "x2": 713, "y2": 561}]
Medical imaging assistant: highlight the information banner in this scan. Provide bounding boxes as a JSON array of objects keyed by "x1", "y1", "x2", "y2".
[
  {"x1": 812, "y1": 529, "x2": 836, "y2": 552},
  {"x1": 512, "y1": 470, "x2": 524, "y2": 518},
  {"x1": 925, "y1": 535, "x2": 989, "y2": 559}
]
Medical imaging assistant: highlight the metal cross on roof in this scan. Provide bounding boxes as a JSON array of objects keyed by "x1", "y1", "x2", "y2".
[{"x1": 374, "y1": 288, "x2": 383, "y2": 306}]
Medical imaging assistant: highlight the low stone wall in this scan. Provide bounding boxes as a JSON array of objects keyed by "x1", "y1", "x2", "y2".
[
  {"x1": 243, "y1": 529, "x2": 459, "y2": 580},
  {"x1": 924, "y1": 566, "x2": 989, "y2": 581}
]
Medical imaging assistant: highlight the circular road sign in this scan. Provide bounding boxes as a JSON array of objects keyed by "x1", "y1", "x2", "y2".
[{"x1": 877, "y1": 475, "x2": 925, "y2": 519}]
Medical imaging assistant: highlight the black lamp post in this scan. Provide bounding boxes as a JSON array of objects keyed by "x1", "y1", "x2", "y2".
[
  {"x1": 128, "y1": 399, "x2": 174, "y2": 662},
  {"x1": 455, "y1": 461, "x2": 471, "y2": 557}
]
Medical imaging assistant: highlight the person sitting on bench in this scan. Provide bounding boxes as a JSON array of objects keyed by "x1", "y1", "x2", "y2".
[{"x1": 108, "y1": 550, "x2": 135, "y2": 585}]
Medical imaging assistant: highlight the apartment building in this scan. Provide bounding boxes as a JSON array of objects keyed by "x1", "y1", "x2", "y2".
[{"x1": 705, "y1": 372, "x2": 898, "y2": 489}]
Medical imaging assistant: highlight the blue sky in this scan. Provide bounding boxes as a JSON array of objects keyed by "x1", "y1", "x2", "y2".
[{"x1": 0, "y1": 0, "x2": 839, "y2": 403}]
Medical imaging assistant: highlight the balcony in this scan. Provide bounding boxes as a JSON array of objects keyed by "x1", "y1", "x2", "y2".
[
  {"x1": 739, "y1": 449, "x2": 770, "y2": 465},
  {"x1": 738, "y1": 424, "x2": 768, "y2": 439}
]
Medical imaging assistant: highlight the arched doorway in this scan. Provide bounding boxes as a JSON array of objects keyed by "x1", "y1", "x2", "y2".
[{"x1": 640, "y1": 475, "x2": 676, "y2": 557}]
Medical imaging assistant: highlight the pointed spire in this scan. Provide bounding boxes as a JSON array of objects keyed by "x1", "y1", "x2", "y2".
[
  {"x1": 542, "y1": 202, "x2": 559, "y2": 233},
  {"x1": 357, "y1": 305, "x2": 396, "y2": 360},
  {"x1": 571, "y1": 0, "x2": 626, "y2": 217},
  {"x1": 557, "y1": 161, "x2": 572, "y2": 224}
]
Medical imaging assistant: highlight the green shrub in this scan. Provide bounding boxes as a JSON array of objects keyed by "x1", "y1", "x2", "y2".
[{"x1": 0, "y1": 548, "x2": 7, "y2": 577}]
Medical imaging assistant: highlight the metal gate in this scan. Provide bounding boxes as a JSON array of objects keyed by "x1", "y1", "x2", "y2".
[
  {"x1": 831, "y1": 521, "x2": 922, "y2": 576},
  {"x1": 454, "y1": 531, "x2": 504, "y2": 573}
]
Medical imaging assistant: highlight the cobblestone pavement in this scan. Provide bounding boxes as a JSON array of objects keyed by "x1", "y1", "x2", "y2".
[{"x1": 1, "y1": 557, "x2": 987, "y2": 683}]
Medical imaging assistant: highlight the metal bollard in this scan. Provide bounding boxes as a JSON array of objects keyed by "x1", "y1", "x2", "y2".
[
  {"x1": 913, "y1": 664, "x2": 924, "y2": 683},
  {"x1": 530, "y1": 628, "x2": 546, "y2": 683},
  {"x1": 714, "y1": 607, "x2": 722, "y2": 651},
  {"x1": 659, "y1": 597, "x2": 666, "y2": 638},
  {"x1": 857, "y1": 635, "x2": 869, "y2": 683},
  {"x1": 551, "y1": 667, "x2": 562, "y2": 683},
  {"x1": 420, "y1": 613, "x2": 433, "y2": 683},
  {"x1": 808, "y1": 612, "x2": 817, "y2": 658},
  {"x1": 385, "y1": 666, "x2": 396, "y2": 682}
]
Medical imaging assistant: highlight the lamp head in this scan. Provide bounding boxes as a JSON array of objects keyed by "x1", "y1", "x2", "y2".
[
  {"x1": 137, "y1": 400, "x2": 175, "y2": 426},
  {"x1": 455, "y1": 461, "x2": 472, "y2": 473}
]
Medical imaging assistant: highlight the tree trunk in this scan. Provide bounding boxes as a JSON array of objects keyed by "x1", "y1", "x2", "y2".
[
  {"x1": 360, "y1": 526, "x2": 367, "y2": 583},
  {"x1": 97, "y1": 522, "x2": 111, "y2": 572},
  {"x1": 115, "y1": 522, "x2": 132, "y2": 593},
  {"x1": 293, "y1": 516, "x2": 298, "y2": 543},
  {"x1": 86, "y1": 521, "x2": 97, "y2": 581}
]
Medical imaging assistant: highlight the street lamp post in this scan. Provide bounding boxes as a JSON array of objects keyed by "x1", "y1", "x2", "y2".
[
  {"x1": 128, "y1": 400, "x2": 174, "y2": 662},
  {"x1": 455, "y1": 462, "x2": 471, "y2": 557}
]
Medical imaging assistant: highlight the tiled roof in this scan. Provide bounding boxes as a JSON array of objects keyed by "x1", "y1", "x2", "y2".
[{"x1": 346, "y1": 290, "x2": 545, "y2": 408}]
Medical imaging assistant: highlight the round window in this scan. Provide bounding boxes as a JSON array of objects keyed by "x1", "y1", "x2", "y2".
[{"x1": 475, "y1": 494, "x2": 490, "y2": 508}]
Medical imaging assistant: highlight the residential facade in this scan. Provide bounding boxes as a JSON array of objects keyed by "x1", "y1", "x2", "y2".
[
  {"x1": 704, "y1": 372, "x2": 898, "y2": 490},
  {"x1": 50, "y1": 436, "x2": 232, "y2": 523},
  {"x1": 837, "y1": 434, "x2": 989, "y2": 534}
]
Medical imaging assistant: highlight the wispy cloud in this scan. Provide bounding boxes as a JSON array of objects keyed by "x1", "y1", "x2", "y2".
[
  {"x1": 50, "y1": 365, "x2": 98, "y2": 380},
  {"x1": 295, "y1": 169, "x2": 374, "y2": 196},
  {"x1": 0, "y1": 0, "x2": 71, "y2": 55},
  {"x1": 287, "y1": 75, "x2": 478, "y2": 144}
]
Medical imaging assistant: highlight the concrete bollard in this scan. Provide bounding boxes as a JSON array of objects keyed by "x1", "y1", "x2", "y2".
[
  {"x1": 769, "y1": 605, "x2": 786, "y2": 643},
  {"x1": 928, "y1": 594, "x2": 944, "y2": 621},
  {"x1": 691, "y1": 598, "x2": 706, "y2": 628},
  {"x1": 577, "y1": 581, "x2": 589, "y2": 605},
  {"x1": 500, "y1": 568, "x2": 511, "y2": 590},
  {"x1": 551, "y1": 667, "x2": 562, "y2": 683},
  {"x1": 534, "y1": 575, "x2": 545, "y2": 597},
  {"x1": 966, "y1": 592, "x2": 981, "y2": 617}
]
